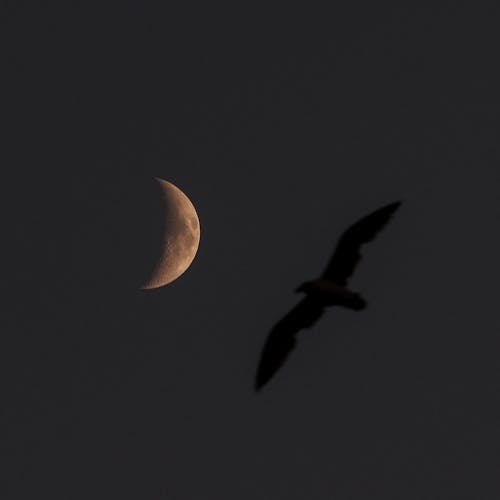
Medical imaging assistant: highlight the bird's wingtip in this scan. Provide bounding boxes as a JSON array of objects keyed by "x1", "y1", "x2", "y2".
[
  {"x1": 254, "y1": 374, "x2": 267, "y2": 392},
  {"x1": 383, "y1": 200, "x2": 403, "y2": 215},
  {"x1": 254, "y1": 381, "x2": 264, "y2": 393}
]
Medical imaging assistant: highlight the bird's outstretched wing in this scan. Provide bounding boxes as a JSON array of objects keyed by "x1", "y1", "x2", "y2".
[
  {"x1": 322, "y1": 201, "x2": 401, "y2": 286},
  {"x1": 255, "y1": 297, "x2": 324, "y2": 391}
]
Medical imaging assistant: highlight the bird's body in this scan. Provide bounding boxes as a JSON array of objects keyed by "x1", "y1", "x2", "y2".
[
  {"x1": 296, "y1": 279, "x2": 366, "y2": 309},
  {"x1": 255, "y1": 201, "x2": 402, "y2": 391}
]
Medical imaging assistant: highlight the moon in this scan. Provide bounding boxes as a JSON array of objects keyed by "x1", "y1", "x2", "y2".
[{"x1": 142, "y1": 178, "x2": 200, "y2": 289}]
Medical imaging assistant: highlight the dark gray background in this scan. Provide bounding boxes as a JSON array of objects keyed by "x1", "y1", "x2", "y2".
[{"x1": 3, "y1": 2, "x2": 500, "y2": 499}]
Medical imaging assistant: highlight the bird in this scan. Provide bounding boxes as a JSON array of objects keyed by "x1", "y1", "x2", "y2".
[{"x1": 255, "y1": 201, "x2": 402, "y2": 391}]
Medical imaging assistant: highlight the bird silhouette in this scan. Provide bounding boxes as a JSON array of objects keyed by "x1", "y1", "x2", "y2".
[{"x1": 255, "y1": 201, "x2": 402, "y2": 391}]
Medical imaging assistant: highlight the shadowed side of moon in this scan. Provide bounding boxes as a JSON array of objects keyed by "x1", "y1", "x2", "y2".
[{"x1": 142, "y1": 179, "x2": 200, "y2": 289}]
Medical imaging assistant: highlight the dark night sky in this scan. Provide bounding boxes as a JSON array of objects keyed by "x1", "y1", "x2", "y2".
[{"x1": 3, "y1": 2, "x2": 500, "y2": 498}]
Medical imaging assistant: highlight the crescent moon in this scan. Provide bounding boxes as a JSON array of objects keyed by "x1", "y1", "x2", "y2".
[{"x1": 142, "y1": 178, "x2": 200, "y2": 289}]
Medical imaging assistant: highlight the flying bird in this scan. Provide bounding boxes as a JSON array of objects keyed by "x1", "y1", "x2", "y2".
[{"x1": 255, "y1": 201, "x2": 402, "y2": 391}]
